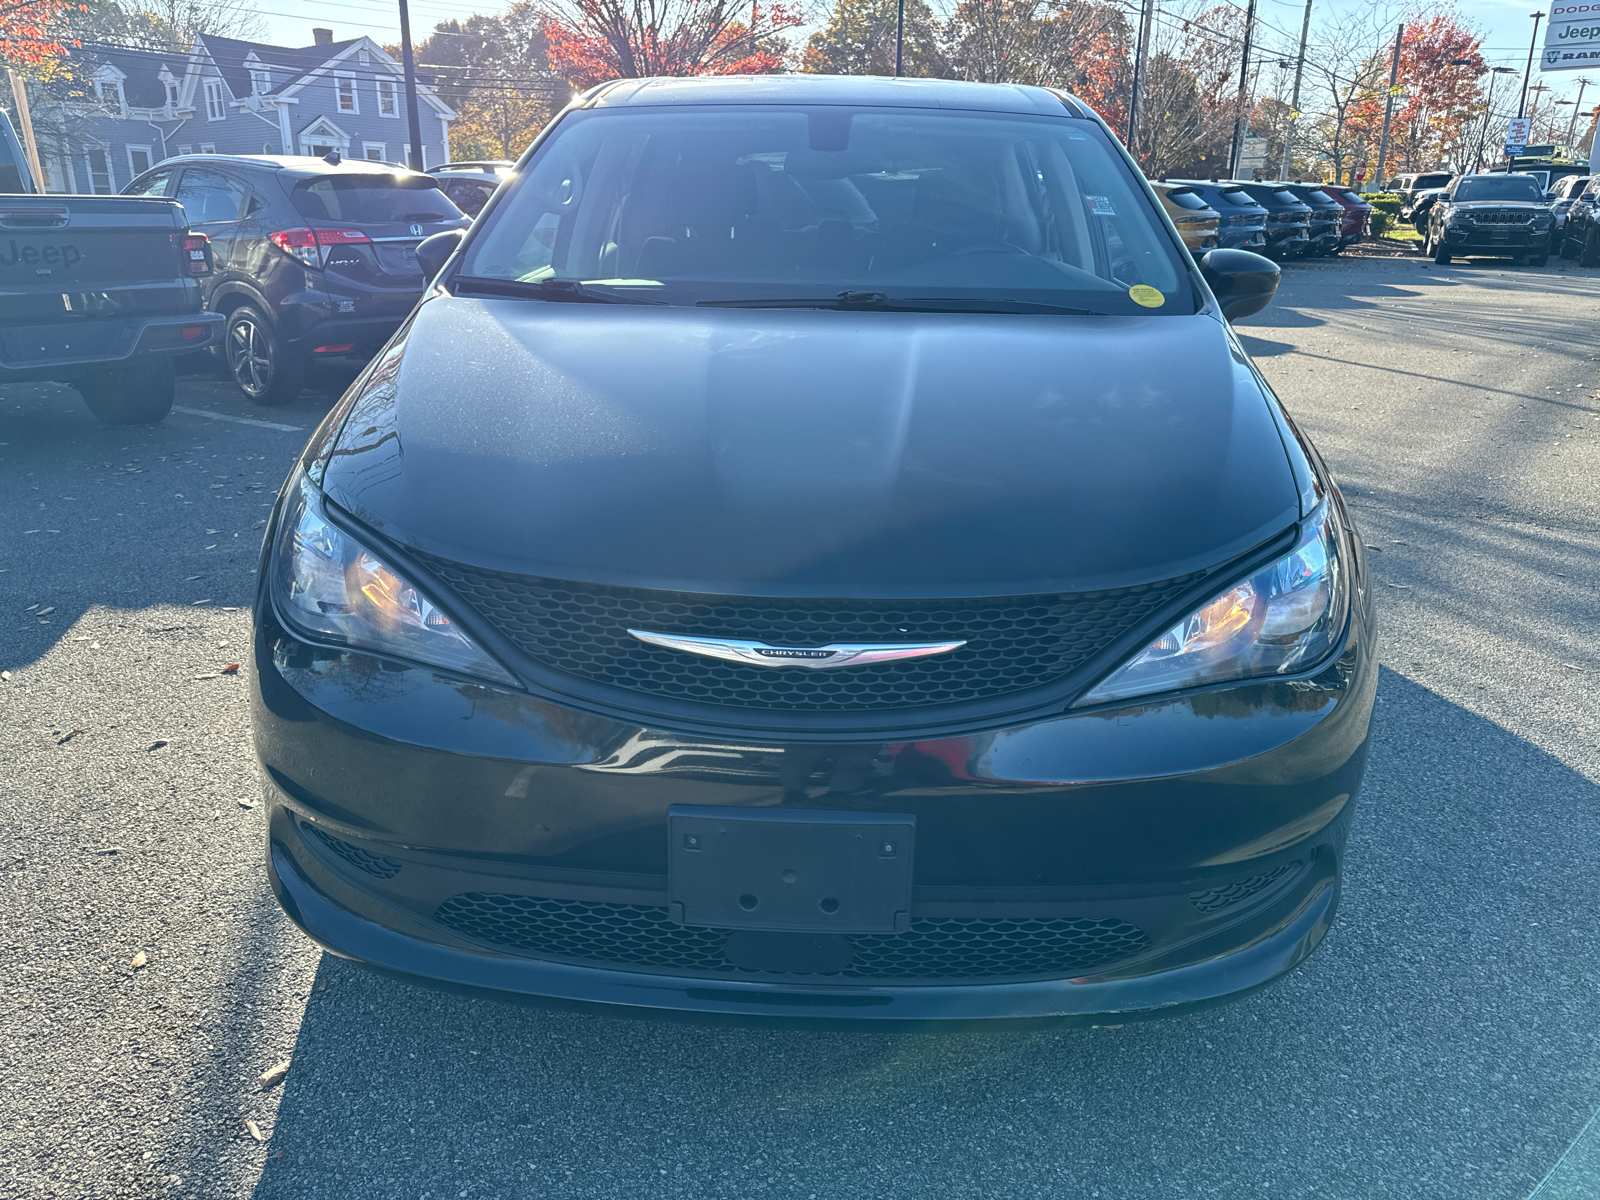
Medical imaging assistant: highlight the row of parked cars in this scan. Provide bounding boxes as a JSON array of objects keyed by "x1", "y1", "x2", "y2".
[
  {"x1": 1390, "y1": 168, "x2": 1597, "y2": 267},
  {"x1": 1151, "y1": 179, "x2": 1373, "y2": 259}
]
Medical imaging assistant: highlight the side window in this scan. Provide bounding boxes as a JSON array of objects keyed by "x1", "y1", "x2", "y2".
[
  {"x1": 443, "y1": 179, "x2": 491, "y2": 216},
  {"x1": 127, "y1": 170, "x2": 173, "y2": 197},
  {"x1": 174, "y1": 168, "x2": 246, "y2": 224}
]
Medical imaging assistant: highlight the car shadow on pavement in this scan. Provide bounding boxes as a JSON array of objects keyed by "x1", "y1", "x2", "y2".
[{"x1": 212, "y1": 667, "x2": 1600, "y2": 1200}]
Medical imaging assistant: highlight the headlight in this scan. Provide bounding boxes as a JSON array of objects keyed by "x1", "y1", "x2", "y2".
[
  {"x1": 1077, "y1": 504, "x2": 1346, "y2": 706},
  {"x1": 271, "y1": 474, "x2": 516, "y2": 686}
]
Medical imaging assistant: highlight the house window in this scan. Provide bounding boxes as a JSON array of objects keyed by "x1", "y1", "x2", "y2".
[
  {"x1": 204, "y1": 78, "x2": 226, "y2": 121},
  {"x1": 336, "y1": 75, "x2": 357, "y2": 114},
  {"x1": 86, "y1": 147, "x2": 114, "y2": 194},
  {"x1": 199, "y1": 143, "x2": 215, "y2": 154},
  {"x1": 250, "y1": 68, "x2": 269, "y2": 95},
  {"x1": 165, "y1": 82, "x2": 179, "y2": 108},
  {"x1": 362, "y1": 141, "x2": 386, "y2": 162},
  {"x1": 127, "y1": 145, "x2": 152, "y2": 176},
  {"x1": 177, "y1": 144, "x2": 192, "y2": 156},
  {"x1": 376, "y1": 77, "x2": 397, "y2": 117}
]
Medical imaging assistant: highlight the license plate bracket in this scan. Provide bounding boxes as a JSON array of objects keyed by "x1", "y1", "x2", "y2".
[{"x1": 668, "y1": 805, "x2": 914, "y2": 934}]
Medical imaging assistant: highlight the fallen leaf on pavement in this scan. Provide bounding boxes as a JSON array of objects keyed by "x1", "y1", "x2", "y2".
[
  {"x1": 238, "y1": 799, "x2": 257, "y2": 809},
  {"x1": 1, "y1": 671, "x2": 10, "y2": 681},
  {"x1": 245, "y1": 1120, "x2": 267, "y2": 1142},
  {"x1": 221, "y1": 664, "x2": 240, "y2": 674},
  {"x1": 259, "y1": 1060, "x2": 290, "y2": 1088},
  {"x1": 85, "y1": 846, "x2": 121, "y2": 855},
  {"x1": 130, "y1": 951, "x2": 148, "y2": 969},
  {"x1": 147, "y1": 740, "x2": 168, "y2": 752},
  {"x1": 36, "y1": 606, "x2": 54, "y2": 615},
  {"x1": 193, "y1": 674, "x2": 219, "y2": 681},
  {"x1": 56, "y1": 729, "x2": 86, "y2": 745}
]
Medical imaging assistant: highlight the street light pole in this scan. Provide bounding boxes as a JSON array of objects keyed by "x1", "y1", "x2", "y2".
[
  {"x1": 1518, "y1": 12, "x2": 1544, "y2": 118},
  {"x1": 1126, "y1": 0, "x2": 1155, "y2": 154},
  {"x1": 1565, "y1": 78, "x2": 1592, "y2": 146},
  {"x1": 894, "y1": 0, "x2": 905, "y2": 76},
  {"x1": 1373, "y1": 23, "x2": 1405, "y2": 191},
  {"x1": 1277, "y1": 0, "x2": 1315, "y2": 180},
  {"x1": 1227, "y1": 0, "x2": 1259, "y2": 178},
  {"x1": 1474, "y1": 67, "x2": 1516, "y2": 172},
  {"x1": 398, "y1": 0, "x2": 426, "y2": 171}
]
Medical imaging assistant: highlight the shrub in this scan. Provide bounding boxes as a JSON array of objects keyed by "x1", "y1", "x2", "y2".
[{"x1": 1363, "y1": 193, "x2": 1402, "y2": 238}]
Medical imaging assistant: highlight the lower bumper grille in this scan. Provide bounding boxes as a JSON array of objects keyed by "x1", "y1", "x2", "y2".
[{"x1": 433, "y1": 893, "x2": 1151, "y2": 982}]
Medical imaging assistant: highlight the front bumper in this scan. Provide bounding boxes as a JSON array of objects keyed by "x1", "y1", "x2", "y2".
[
  {"x1": 1442, "y1": 224, "x2": 1547, "y2": 254},
  {"x1": 250, "y1": 532, "x2": 1378, "y2": 1023}
]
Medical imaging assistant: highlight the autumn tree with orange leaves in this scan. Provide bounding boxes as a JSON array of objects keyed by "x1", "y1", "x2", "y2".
[
  {"x1": 1344, "y1": 14, "x2": 1483, "y2": 174},
  {"x1": 0, "y1": 0, "x2": 75, "y2": 67},
  {"x1": 542, "y1": 0, "x2": 802, "y2": 89}
]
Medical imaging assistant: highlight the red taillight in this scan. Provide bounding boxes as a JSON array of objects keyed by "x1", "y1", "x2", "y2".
[
  {"x1": 181, "y1": 325, "x2": 205, "y2": 340},
  {"x1": 183, "y1": 232, "x2": 211, "y2": 276},
  {"x1": 312, "y1": 343, "x2": 356, "y2": 354},
  {"x1": 269, "y1": 227, "x2": 370, "y2": 267}
]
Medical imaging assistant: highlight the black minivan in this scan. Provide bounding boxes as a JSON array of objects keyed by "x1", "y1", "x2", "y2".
[
  {"x1": 124, "y1": 154, "x2": 469, "y2": 405},
  {"x1": 254, "y1": 75, "x2": 1374, "y2": 1025}
]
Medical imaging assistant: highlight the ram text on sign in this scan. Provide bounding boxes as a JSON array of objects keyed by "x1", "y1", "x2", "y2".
[{"x1": 1542, "y1": 1, "x2": 1600, "y2": 71}]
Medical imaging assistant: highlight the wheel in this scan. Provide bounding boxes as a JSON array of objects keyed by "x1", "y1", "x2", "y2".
[
  {"x1": 77, "y1": 357, "x2": 175, "y2": 425},
  {"x1": 1432, "y1": 235, "x2": 1451, "y2": 265},
  {"x1": 225, "y1": 304, "x2": 305, "y2": 406},
  {"x1": 1581, "y1": 227, "x2": 1600, "y2": 269}
]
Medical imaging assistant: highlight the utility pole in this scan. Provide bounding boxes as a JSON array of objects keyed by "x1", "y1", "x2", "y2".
[
  {"x1": 1276, "y1": 0, "x2": 1314, "y2": 180},
  {"x1": 1227, "y1": 0, "x2": 1258, "y2": 178},
  {"x1": 7, "y1": 70, "x2": 44, "y2": 190},
  {"x1": 1126, "y1": 0, "x2": 1155, "y2": 155},
  {"x1": 398, "y1": 0, "x2": 426, "y2": 170},
  {"x1": 1565, "y1": 78, "x2": 1592, "y2": 146},
  {"x1": 1369, "y1": 23, "x2": 1408, "y2": 193},
  {"x1": 894, "y1": 0, "x2": 905, "y2": 76},
  {"x1": 1518, "y1": 11, "x2": 1544, "y2": 118},
  {"x1": 1473, "y1": 67, "x2": 1516, "y2": 171}
]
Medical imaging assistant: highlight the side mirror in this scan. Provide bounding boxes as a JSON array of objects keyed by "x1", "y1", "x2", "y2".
[
  {"x1": 1198, "y1": 248, "x2": 1280, "y2": 323},
  {"x1": 416, "y1": 229, "x2": 465, "y2": 282}
]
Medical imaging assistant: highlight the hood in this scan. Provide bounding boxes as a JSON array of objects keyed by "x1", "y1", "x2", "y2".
[{"x1": 319, "y1": 298, "x2": 1300, "y2": 597}]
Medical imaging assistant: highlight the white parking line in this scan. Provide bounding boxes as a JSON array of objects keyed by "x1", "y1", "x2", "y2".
[{"x1": 171, "y1": 405, "x2": 305, "y2": 433}]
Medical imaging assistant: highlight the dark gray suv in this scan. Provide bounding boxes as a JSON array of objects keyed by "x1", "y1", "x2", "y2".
[{"x1": 123, "y1": 154, "x2": 469, "y2": 405}]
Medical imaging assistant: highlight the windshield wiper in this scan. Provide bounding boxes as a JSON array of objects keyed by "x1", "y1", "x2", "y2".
[
  {"x1": 698, "y1": 290, "x2": 1109, "y2": 315},
  {"x1": 452, "y1": 276, "x2": 666, "y2": 305}
]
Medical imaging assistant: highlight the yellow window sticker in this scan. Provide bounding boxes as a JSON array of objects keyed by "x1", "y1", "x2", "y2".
[{"x1": 1128, "y1": 285, "x2": 1165, "y2": 308}]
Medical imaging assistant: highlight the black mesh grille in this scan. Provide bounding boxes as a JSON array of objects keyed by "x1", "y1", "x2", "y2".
[
  {"x1": 1471, "y1": 210, "x2": 1533, "y2": 225},
  {"x1": 412, "y1": 554, "x2": 1204, "y2": 713},
  {"x1": 432, "y1": 893, "x2": 1151, "y2": 981},
  {"x1": 1188, "y1": 863, "x2": 1295, "y2": 913},
  {"x1": 306, "y1": 824, "x2": 403, "y2": 880}
]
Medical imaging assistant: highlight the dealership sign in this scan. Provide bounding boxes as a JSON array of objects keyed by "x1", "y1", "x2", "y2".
[{"x1": 1543, "y1": 1, "x2": 1600, "y2": 70}]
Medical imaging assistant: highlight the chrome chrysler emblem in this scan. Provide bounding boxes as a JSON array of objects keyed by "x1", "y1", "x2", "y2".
[{"x1": 628, "y1": 629, "x2": 965, "y2": 670}]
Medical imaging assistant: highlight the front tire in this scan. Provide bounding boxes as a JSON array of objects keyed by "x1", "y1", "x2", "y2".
[
  {"x1": 77, "y1": 357, "x2": 175, "y2": 425},
  {"x1": 1581, "y1": 227, "x2": 1600, "y2": 269},
  {"x1": 1432, "y1": 233, "x2": 1451, "y2": 265},
  {"x1": 225, "y1": 304, "x2": 305, "y2": 407}
]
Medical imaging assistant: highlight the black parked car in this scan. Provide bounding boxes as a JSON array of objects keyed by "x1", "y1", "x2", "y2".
[
  {"x1": 1278, "y1": 183, "x2": 1345, "y2": 255},
  {"x1": 1557, "y1": 176, "x2": 1600, "y2": 266},
  {"x1": 254, "y1": 75, "x2": 1374, "y2": 1025},
  {"x1": 123, "y1": 154, "x2": 470, "y2": 404},
  {"x1": 1163, "y1": 180, "x2": 1269, "y2": 251},
  {"x1": 1424, "y1": 173, "x2": 1554, "y2": 266},
  {"x1": 1232, "y1": 182, "x2": 1313, "y2": 258},
  {"x1": 1545, "y1": 173, "x2": 1591, "y2": 254}
]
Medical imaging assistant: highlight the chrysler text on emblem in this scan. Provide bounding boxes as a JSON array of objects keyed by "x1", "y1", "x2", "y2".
[
  {"x1": 627, "y1": 629, "x2": 966, "y2": 669},
  {"x1": 409, "y1": 223, "x2": 425, "y2": 237}
]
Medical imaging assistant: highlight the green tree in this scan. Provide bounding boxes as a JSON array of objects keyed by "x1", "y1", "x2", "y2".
[{"x1": 802, "y1": 0, "x2": 945, "y2": 77}]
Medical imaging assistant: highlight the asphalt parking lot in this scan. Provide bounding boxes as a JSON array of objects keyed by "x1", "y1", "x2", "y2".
[{"x1": 3, "y1": 253, "x2": 1600, "y2": 1200}]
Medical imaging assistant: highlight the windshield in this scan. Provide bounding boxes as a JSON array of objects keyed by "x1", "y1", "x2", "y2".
[
  {"x1": 1164, "y1": 188, "x2": 1210, "y2": 211},
  {"x1": 291, "y1": 175, "x2": 464, "y2": 224},
  {"x1": 1261, "y1": 189, "x2": 1303, "y2": 206},
  {"x1": 1338, "y1": 190, "x2": 1364, "y2": 204},
  {"x1": 461, "y1": 106, "x2": 1191, "y2": 315},
  {"x1": 1453, "y1": 176, "x2": 1544, "y2": 202},
  {"x1": 1416, "y1": 174, "x2": 1452, "y2": 189}
]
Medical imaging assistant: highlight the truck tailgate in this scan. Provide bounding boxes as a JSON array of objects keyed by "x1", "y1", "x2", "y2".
[{"x1": 0, "y1": 196, "x2": 192, "y2": 323}]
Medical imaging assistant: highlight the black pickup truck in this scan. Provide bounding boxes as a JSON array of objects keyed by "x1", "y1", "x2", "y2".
[{"x1": 0, "y1": 111, "x2": 222, "y2": 423}]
